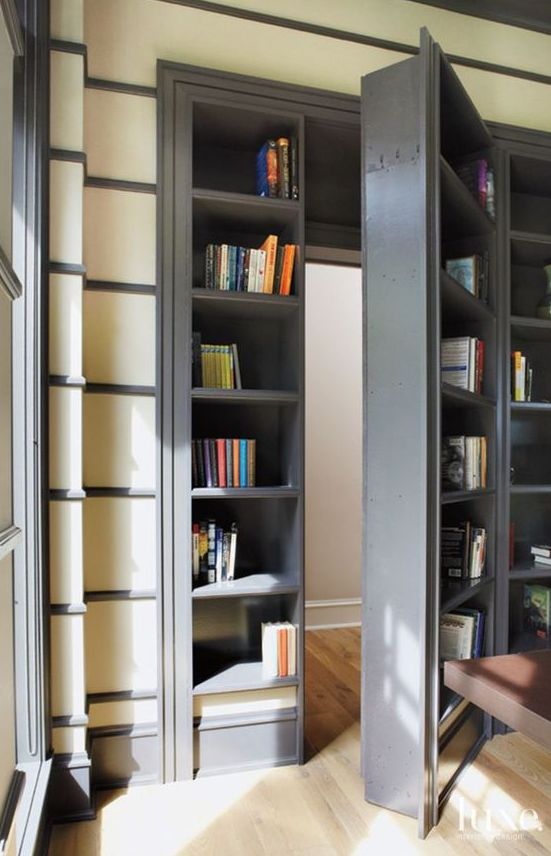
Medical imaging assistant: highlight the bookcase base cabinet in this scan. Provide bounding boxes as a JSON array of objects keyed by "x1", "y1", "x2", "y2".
[{"x1": 193, "y1": 712, "x2": 298, "y2": 777}]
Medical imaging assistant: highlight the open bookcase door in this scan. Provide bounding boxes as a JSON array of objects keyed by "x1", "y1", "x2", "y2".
[{"x1": 360, "y1": 27, "x2": 442, "y2": 837}]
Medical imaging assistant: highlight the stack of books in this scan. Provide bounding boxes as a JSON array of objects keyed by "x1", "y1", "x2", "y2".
[
  {"x1": 256, "y1": 137, "x2": 299, "y2": 200},
  {"x1": 261, "y1": 622, "x2": 297, "y2": 678},
  {"x1": 531, "y1": 544, "x2": 551, "y2": 567},
  {"x1": 192, "y1": 520, "x2": 238, "y2": 586},
  {"x1": 192, "y1": 333, "x2": 242, "y2": 389},
  {"x1": 511, "y1": 350, "x2": 533, "y2": 402},
  {"x1": 192, "y1": 438, "x2": 256, "y2": 488},
  {"x1": 440, "y1": 608, "x2": 485, "y2": 661},
  {"x1": 441, "y1": 436, "x2": 487, "y2": 491},
  {"x1": 204, "y1": 237, "x2": 297, "y2": 295},
  {"x1": 441, "y1": 522, "x2": 487, "y2": 579},
  {"x1": 445, "y1": 253, "x2": 489, "y2": 302},
  {"x1": 524, "y1": 583, "x2": 551, "y2": 641},
  {"x1": 453, "y1": 156, "x2": 495, "y2": 220},
  {"x1": 441, "y1": 336, "x2": 484, "y2": 393}
]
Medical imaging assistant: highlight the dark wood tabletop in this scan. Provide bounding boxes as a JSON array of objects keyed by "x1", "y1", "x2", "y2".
[{"x1": 444, "y1": 650, "x2": 551, "y2": 750}]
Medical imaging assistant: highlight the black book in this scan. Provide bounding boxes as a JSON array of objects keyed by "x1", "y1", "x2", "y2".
[
  {"x1": 273, "y1": 245, "x2": 285, "y2": 295},
  {"x1": 441, "y1": 436, "x2": 465, "y2": 491},
  {"x1": 191, "y1": 439, "x2": 199, "y2": 488},
  {"x1": 196, "y1": 439, "x2": 206, "y2": 488},
  {"x1": 192, "y1": 331, "x2": 202, "y2": 387},
  {"x1": 205, "y1": 244, "x2": 215, "y2": 289},
  {"x1": 209, "y1": 438, "x2": 218, "y2": 487},
  {"x1": 290, "y1": 137, "x2": 299, "y2": 200}
]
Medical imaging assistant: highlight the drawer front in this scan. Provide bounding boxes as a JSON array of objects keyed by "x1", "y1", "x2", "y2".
[{"x1": 194, "y1": 715, "x2": 297, "y2": 776}]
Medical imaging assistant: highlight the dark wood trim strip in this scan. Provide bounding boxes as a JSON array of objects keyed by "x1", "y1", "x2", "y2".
[
  {"x1": 87, "y1": 689, "x2": 157, "y2": 705},
  {"x1": 50, "y1": 603, "x2": 87, "y2": 615},
  {"x1": 85, "y1": 589, "x2": 156, "y2": 602},
  {"x1": 49, "y1": 374, "x2": 86, "y2": 388},
  {"x1": 0, "y1": 525, "x2": 22, "y2": 561},
  {"x1": 52, "y1": 714, "x2": 89, "y2": 728},
  {"x1": 0, "y1": 770, "x2": 25, "y2": 851},
  {"x1": 52, "y1": 752, "x2": 91, "y2": 769},
  {"x1": 49, "y1": 489, "x2": 86, "y2": 501},
  {"x1": 85, "y1": 176, "x2": 157, "y2": 195},
  {"x1": 49, "y1": 148, "x2": 87, "y2": 165},
  {"x1": 49, "y1": 262, "x2": 86, "y2": 277},
  {"x1": 49, "y1": 38, "x2": 86, "y2": 57},
  {"x1": 0, "y1": 244, "x2": 23, "y2": 300},
  {"x1": 412, "y1": 0, "x2": 551, "y2": 37},
  {"x1": 84, "y1": 487, "x2": 156, "y2": 498},
  {"x1": 0, "y1": 0, "x2": 24, "y2": 56},
  {"x1": 85, "y1": 279, "x2": 155, "y2": 295},
  {"x1": 161, "y1": 0, "x2": 551, "y2": 87},
  {"x1": 86, "y1": 77, "x2": 157, "y2": 98},
  {"x1": 86, "y1": 383, "x2": 155, "y2": 397}
]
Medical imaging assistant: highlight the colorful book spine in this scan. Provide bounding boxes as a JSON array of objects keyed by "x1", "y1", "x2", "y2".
[
  {"x1": 207, "y1": 520, "x2": 216, "y2": 583},
  {"x1": 239, "y1": 439, "x2": 248, "y2": 487}
]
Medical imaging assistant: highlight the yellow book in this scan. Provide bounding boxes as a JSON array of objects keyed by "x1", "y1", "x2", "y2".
[{"x1": 259, "y1": 234, "x2": 278, "y2": 293}]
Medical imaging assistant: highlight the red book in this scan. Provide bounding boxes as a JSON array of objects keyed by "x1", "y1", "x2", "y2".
[
  {"x1": 216, "y1": 439, "x2": 226, "y2": 488},
  {"x1": 277, "y1": 627, "x2": 288, "y2": 677}
]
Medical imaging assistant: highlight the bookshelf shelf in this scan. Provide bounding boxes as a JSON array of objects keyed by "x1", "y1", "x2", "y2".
[
  {"x1": 511, "y1": 232, "x2": 551, "y2": 266},
  {"x1": 440, "y1": 270, "x2": 495, "y2": 323},
  {"x1": 510, "y1": 401, "x2": 551, "y2": 412},
  {"x1": 440, "y1": 156, "x2": 495, "y2": 238},
  {"x1": 191, "y1": 487, "x2": 299, "y2": 499},
  {"x1": 440, "y1": 576, "x2": 494, "y2": 614},
  {"x1": 192, "y1": 661, "x2": 300, "y2": 695},
  {"x1": 441, "y1": 383, "x2": 495, "y2": 409},
  {"x1": 192, "y1": 573, "x2": 299, "y2": 599},
  {"x1": 193, "y1": 186, "x2": 300, "y2": 214},
  {"x1": 510, "y1": 563, "x2": 551, "y2": 581},
  {"x1": 510, "y1": 315, "x2": 551, "y2": 342},
  {"x1": 191, "y1": 389, "x2": 299, "y2": 404},
  {"x1": 441, "y1": 489, "x2": 495, "y2": 504},
  {"x1": 193, "y1": 188, "x2": 300, "y2": 235},
  {"x1": 192, "y1": 288, "x2": 299, "y2": 320},
  {"x1": 510, "y1": 484, "x2": 551, "y2": 495}
]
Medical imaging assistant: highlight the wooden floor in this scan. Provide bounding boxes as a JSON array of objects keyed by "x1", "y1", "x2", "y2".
[{"x1": 49, "y1": 628, "x2": 551, "y2": 855}]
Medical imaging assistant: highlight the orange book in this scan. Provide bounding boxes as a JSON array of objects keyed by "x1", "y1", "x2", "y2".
[
  {"x1": 279, "y1": 244, "x2": 296, "y2": 296},
  {"x1": 259, "y1": 235, "x2": 278, "y2": 293},
  {"x1": 277, "y1": 627, "x2": 288, "y2": 677},
  {"x1": 232, "y1": 438, "x2": 240, "y2": 487},
  {"x1": 216, "y1": 439, "x2": 226, "y2": 489}
]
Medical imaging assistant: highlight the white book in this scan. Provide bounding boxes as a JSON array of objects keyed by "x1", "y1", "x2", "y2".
[
  {"x1": 440, "y1": 613, "x2": 475, "y2": 661},
  {"x1": 441, "y1": 337, "x2": 470, "y2": 390},
  {"x1": 247, "y1": 249, "x2": 258, "y2": 292},
  {"x1": 465, "y1": 436, "x2": 474, "y2": 490},
  {"x1": 468, "y1": 337, "x2": 476, "y2": 392},
  {"x1": 255, "y1": 248, "x2": 266, "y2": 292},
  {"x1": 286, "y1": 624, "x2": 297, "y2": 676},
  {"x1": 534, "y1": 555, "x2": 551, "y2": 566},
  {"x1": 531, "y1": 545, "x2": 551, "y2": 558},
  {"x1": 519, "y1": 356, "x2": 526, "y2": 402},
  {"x1": 261, "y1": 623, "x2": 279, "y2": 678},
  {"x1": 220, "y1": 244, "x2": 229, "y2": 290}
]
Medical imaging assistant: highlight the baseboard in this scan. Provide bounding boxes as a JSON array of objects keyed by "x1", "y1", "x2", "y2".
[
  {"x1": 48, "y1": 753, "x2": 92, "y2": 823},
  {"x1": 305, "y1": 597, "x2": 361, "y2": 629},
  {"x1": 88, "y1": 726, "x2": 159, "y2": 787}
]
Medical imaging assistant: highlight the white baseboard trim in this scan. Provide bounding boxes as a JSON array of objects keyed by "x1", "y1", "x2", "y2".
[{"x1": 305, "y1": 597, "x2": 361, "y2": 630}]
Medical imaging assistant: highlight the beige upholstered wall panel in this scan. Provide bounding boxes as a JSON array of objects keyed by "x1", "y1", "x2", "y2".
[
  {"x1": 0, "y1": 555, "x2": 15, "y2": 808},
  {"x1": 51, "y1": 725, "x2": 86, "y2": 755},
  {"x1": 50, "y1": 51, "x2": 84, "y2": 152},
  {"x1": 0, "y1": 20, "x2": 13, "y2": 260},
  {"x1": 49, "y1": 273, "x2": 83, "y2": 377},
  {"x1": 50, "y1": 0, "x2": 84, "y2": 42},
  {"x1": 87, "y1": 698, "x2": 158, "y2": 728},
  {"x1": 49, "y1": 387, "x2": 82, "y2": 490},
  {"x1": 84, "y1": 89, "x2": 156, "y2": 184},
  {"x1": 83, "y1": 394, "x2": 155, "y2": 489},
  {"x1": 85, "y1": 600, "x2": 157, "y2": 693},
  {"x1": 83, "y1": 497, "x2": 156, "y2": 591},
  {"x1": 83, "y1": 292, "x2": 155, "y2": 386},
  {"x1": 50, "y1": 501, "x2": 84, "y2": 604},
  {"x1": 83, "y1": 188, "x2": 155, "y2": 285},
  {"x1": 49, "y1": 160, "x2": 84, "y2": 265},
  {"x1": 0, "y1": 295, "x2": 12, "y2": 531},
  {"x1": 51, "y1": 614, "x2": 86, "y2": 716}
]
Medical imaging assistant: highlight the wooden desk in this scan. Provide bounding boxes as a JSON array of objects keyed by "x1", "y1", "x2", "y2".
[{"x1": 444, "y1": 650, "x2": 551, "y2": 751}]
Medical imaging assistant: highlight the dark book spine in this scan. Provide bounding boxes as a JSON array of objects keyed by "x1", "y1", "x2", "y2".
[
  {"x1": 203, "y1": 438, "x2": 212, "y2": 488},
  {"x1": 256, "y1": 141, "x2": 269, "y2": 197},
  {"x1": 276, "y1": 138, "x2": 290, "y2": 199},
  {"x1": 228, "y1": 245, "x2": 238, "y2": 290},
  {"x1": 236, "y1": 247, "x2": 245, "y2": 291},
  {"x1": 191, "y1": 440, "x2": 199, "y2": 488},
  {"x1": 207, "y1": 520, "x2": 216, "y2": 583},
  {"x1": 243, "y1": 249, "x2": 251, "y2": 292},
  {"x1": 205, "y1": 244, "x2": 214, "y2": 289},
  {"x1": 290, "y1": 137, "x2": 299, "y2": 200},
  {"x1": 226, "y1": 438, "x2": 233, "y2": 488},
  {"x1": 214, "y1": 245, "x2": 221, "y2": 290},
  {"x1": 266, "y1": 140, "x2": 278, "y2": 198},
  {"x1": 199, "y1": 521, "x2": 208, "y2": 580},
  {"x1": 210, "y1": 438, "x2": 218, "y2": 487},
  {"x1": 273, "y1": 245, "x2": 284, "y2": 295},
  {"x1": 215, "y1": 527, "x2": 224, "y2": 582},
  {"x1": 192, "y1": 331, "x2": 202, "y2": 387}
]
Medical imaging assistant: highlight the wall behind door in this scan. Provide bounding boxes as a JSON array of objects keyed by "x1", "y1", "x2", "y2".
[{"x1": 305, "y1": 264, "x2": 362, "y2": 628}]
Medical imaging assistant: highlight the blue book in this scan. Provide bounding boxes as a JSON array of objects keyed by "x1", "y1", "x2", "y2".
[
  {"x1": 228, "y1": 245, "x2": 238, "y2": 290},
  {"x1": 239, "y1": 439, "x2": 248, "y2": 487},
  {"x1": 256, "y1": 142, "x2": 269, "y2": 196},
  {"x1": 215, "y1": 527, "x2": 224, "y2": 583},
  {"x1": 236, "y1": 247, "x2": 245, "y2": 291}
]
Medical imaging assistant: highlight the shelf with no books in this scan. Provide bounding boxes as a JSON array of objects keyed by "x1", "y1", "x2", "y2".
[
  {"x1": 440, "y1": 269, "x2": 495, "y2": 324},
  {"x1": 510, "y1": 562, "x2": 551, "y2": 581},
  {"x1": 192, "y1": 661, "x2": 299, "y2": 695},
  {"x1": 441, "y1": 489, "x2": 494, "y2": 505},
  {"x1": 511, "y1": 401, "x2": 551, "y2": 413},
  {"x1": 192, "y1": 388, "x2": 299, "y2": 405},
  {"x1": 511, "y1": 230, "x2": 551, "y2": 267},
  {"x1": 192, "y1": 486, "x2": 300, "y2": 499},
  {"x1": 193, "y1": 186, "x2": 300, "y2": 218},
  {"x1": 192, "y1": 573, "x2": 299, "y2": 599},
  {"x1": 440, "y1": 156, "x2": 495, "y2": 239},
  {"x1": 510, "y1": 484, "x2": 551, "y2": 496},
  {"x1": 441, "y1": 383, "x2": 495, "y2": 409},
  {"x1": 192, "y1": 287, "x2": 299, "y2": 320},
  {"x1": 511, "y1": 315, "x2": 551, "y2": 342},
  {"x1": 440, "y1": 576, "x2": 494, "y2": 614}
]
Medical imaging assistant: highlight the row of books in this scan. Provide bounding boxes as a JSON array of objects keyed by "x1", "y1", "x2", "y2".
[
  {"x1": 531, "y1": 544, "x2": 551, "y2": 567},
  {"x1": 440, "y1": 608, "x2": 485, "y2": 661},
  {"x1": 524, "y1": 583, "x2": 551, "y2": 641},
  {"x1": 453, "y1": 157, "x2": 495, "y2": 221},
  {"x1": 441, "y1": 522, "x2": 487, "y2": 579},
  {"x1": 204, "y1": 238, "x2": 296, "y2": 295},
  {"x1": 256, "y1": 137, "x2": 299, "y2": 200},
  {"x1": 192, "y1": 438, "x2": 256, "y2": 488},
  {"x1": 192, "y1": 334, "x2": 242, "y2": 389},
  {"x1": 192, "y1": 521, "x2": 238, "y2": 585},
  {"x1": 442, "y1": 435, "x2": 487, "y2": 492},
  {"x1": 445, "y1": 252, "x2": 489, "y2": 303},
  {"x1": 261, "y1": 622, "x2": 297, "y2": 678},
  {"x1": 511, "y1": 350, "x2": 533, "y2": 402},
  {"x1": 441, "y1": 336, "x2": 484, "y2": 393}
]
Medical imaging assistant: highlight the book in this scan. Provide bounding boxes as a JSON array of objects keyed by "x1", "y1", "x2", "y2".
[
  {"x1": 228, "y1": 523, "x2": 238, "y2": 581},
  {"x1": 531, "y1": 545, "x2": 551, "y2": 559},
  {"x1": 278, "y1": 627, "x2": 288, "y2": 677},
  {"x1": 247, "y1": 439, "x2": 256, "y2": 487},
  {"x1": 260, "y1": 235, "x2": 278, "y2": 294},
  {"x1": 445, "y1": 256, "x2": 478, "y2": 296},
  {"x1": 441, "y1": 435, "x2": 487, "y2": 491},
  {"x1": 440, "y1": 611, "x2": 478, "y2": 661},
  {"x1": 192, "y1": 523, "x2": 199, "y2": 581},
  {"x1": 511, "y1": 349, "x2": 533, "y2": 402},
  {"x1": 232, "y1": 343, "x2": 242, "y2": 389},
  {"x1": 440, "y1": 337, "x2": 470, "y2": 390},
  {"x1": 216, "y1": 439, "x2": 226, "y2": 489},
  {"x1": 255, "y1": 248, "x2": 266, "y2": 293},
  {"x1": 193, "y1": 438, "x2": 257, "y2": 490},
  {"x1": 261, "y1": 623, "x2": 279, "y2": 678},
  {"x1": 215, "y1": 527, "x2": 224, "y2": 583},
  {"x1": 533, "y1": 555, "x2": 551, "y2": 566},
  {"x1": 239, "y1": 439, "x2": 248, "y2": 487},
  {"x1": 279, "y1": 244, "x2": 296, "y2": 296},
  {"x1": 523, "y1": 584, "x2": 551, "y2": 640},
  {"x1": 232, "y1": 438, "x2": 240, "y2": 487},
  {"x1": 290, "y1": 137, "x2": 299, "y2": 200},
  {"x1": 207, "y1": 520, "x2": 216, "y2": 583},
  {"x1": 198, "y1": 522, "x2": 208, "y2": 580},
  {"x1": 276, "y1": 137, "x2": 290, "y2": 199}
]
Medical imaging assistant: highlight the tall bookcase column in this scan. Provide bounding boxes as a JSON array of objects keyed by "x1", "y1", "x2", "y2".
[
  {"x1": 48, "y1": 9, "x2": 91, "y2": 820},
  {"x1": 159, "y1": 67, "x2": 305, "y2": 781}
]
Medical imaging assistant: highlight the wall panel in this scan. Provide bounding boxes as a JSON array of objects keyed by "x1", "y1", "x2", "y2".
[
  {"x1": 49, "y1": 160, "x2": 84, "y2": 265},
  {"x1": 50, "y1": 51, "x2": 84, "y2": 152},
  {"x1": 50, "y1": 614, "x2": 86, "y2": 717},
  {"x1": 49, "y1": 501, "x2": 84, "y2": 604},
  {"x1": 0, "y1": 555, "x2": 15, "y2": 807},
  {"x1": 49, "y1": 273, "x2": 83, "y2": 377},
  {"x1": 49, "y1": 387, "x2": 83, "y2": 491},
  {"x1": 85, "y1": 600, "x2": 157, "y2": 693},
  {"x1": 51, "y1": 0, "x2": 84, "y2": 42},
  {"x1": 0, "y1": 294, "x2": 12, "y2": 531},
  {"x1": 0, "y1": 20, "x2": 13, "y2": 258}
]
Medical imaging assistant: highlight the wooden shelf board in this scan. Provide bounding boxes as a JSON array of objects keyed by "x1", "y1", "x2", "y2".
[
  {"x1": 192, "y1": 486, "x2": 300, "y2": 499},
  {"x1": 511, "y1": 231, "x2": 551, "y2": 267},
  {"x1": 441, "y1": 489, "x2": 494, "y2": 505},
  {"x1": 440, "y1": 576, "x2": 494, "y2": 614},
  {"x1": 192, "y1": 288, "x2": 299, "y2": 319},
  {"x1": 440, "y1": 156, "x2": 495, "y2": 238},
  {"x1": 193, "y1": 187, "x2": 300, "y2": 213},
  {"x1": 510, "y1": 401, "x2": 551, "y2": 413},
  {"x1": 192, "y1": 573, "x2": 299, "y2": 599},
  {"x1": 193, "y1": 661, "x2": 299, "y2": 695},
  {"x1": 511, "y1": 315, "x2": 551, "y2": 342},
  {"x1": 192, "y1": 388, "x2": 299, "y2": 404},
  {"x1": 440, "y1": 270, "x2": 495, "y2": 323},
  {"x1": 441, "y1": 383, "x2": 495, "y2": 409},
  {"x1": 510, "y1": 484, "x2": 551, "y2": 496},
  {"x1": 510, "y1": 563, "x2": 551, "y2": 581}
]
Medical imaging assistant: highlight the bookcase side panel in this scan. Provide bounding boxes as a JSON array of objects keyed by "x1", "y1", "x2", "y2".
[{"x1": 362, "y1": 55, "x2": 431, "y2": 821}]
